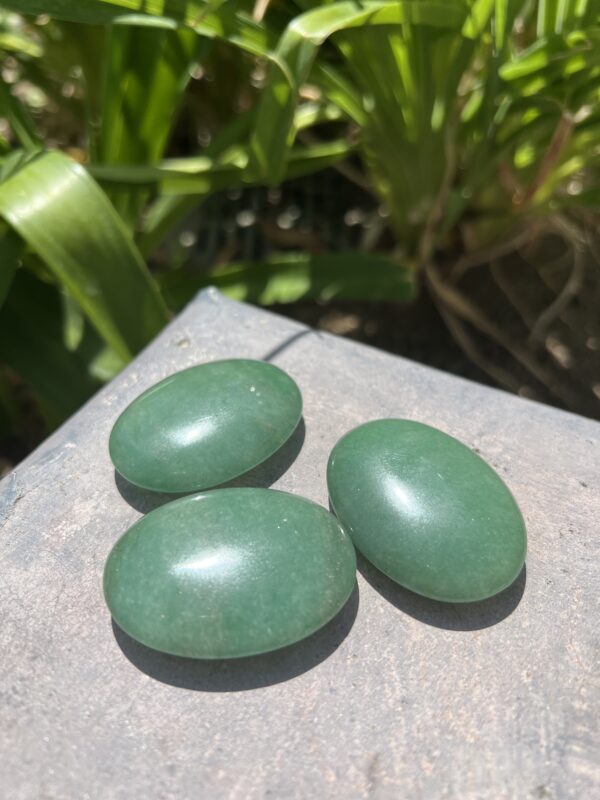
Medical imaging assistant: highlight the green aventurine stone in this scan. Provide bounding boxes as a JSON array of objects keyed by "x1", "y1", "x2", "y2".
[
  {"x1": 327, "y1": 420, "x2": 526, "y2": 603},
  {"x1": 109, "y1": 359, "x2": 302, "y2": 493},
  {"x1": 104, "y1": 489, "x2": 356, "y2": 659}
]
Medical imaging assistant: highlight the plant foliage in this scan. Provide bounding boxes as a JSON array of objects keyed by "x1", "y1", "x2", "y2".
[{"x1": 0, "y1": 0, "x2": 598, "y2": 446}]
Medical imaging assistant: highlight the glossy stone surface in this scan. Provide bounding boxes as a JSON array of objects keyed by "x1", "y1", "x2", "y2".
[
  {"x1": 103, "y1": 488, "x2": 356, "y2": 659},
  {"x1": 327, "y1": 419, "x2": 526, "y2": 602},
  {"x1": 109, "y1": 359, "x2": 302, "y2": 493}
]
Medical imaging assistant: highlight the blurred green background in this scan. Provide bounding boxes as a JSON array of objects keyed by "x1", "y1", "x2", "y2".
[{"x1": 1, "y1": 0, "x2": 599, "y2": 474}]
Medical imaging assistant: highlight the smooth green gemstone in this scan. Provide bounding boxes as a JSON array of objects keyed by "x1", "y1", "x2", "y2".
[
  {"x1": 327, "y1": 420, "x2": 526, "y2": 603},
  {"x1": 104, "y1": 488, "x2": 356, "y2": 659},
  {"x1": 109, "y1": 359, "x2": 302, "y2": 493}
]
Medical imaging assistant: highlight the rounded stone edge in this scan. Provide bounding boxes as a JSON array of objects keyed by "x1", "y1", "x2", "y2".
[
  {"x1": 108, "y1": 359, "x2": 304, "y2": 494},
  {"x1": 103, "y1": 488, "x2": 357, "y2": 659},
  {"x1": 326, "y1": 418, "x2": 527, "y2": 604}
]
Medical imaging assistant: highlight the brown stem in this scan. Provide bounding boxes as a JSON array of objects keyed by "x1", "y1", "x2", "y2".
[
  {"x1": 516, "y1": 113, "x2": 575, "y2": 207},
  {"x1": 417, "y1": 122, "x2": 458, "y2": 269},
  {"x1": 252, "y1": 0, "x2": 271, "y2": 22},
  {"x1": 450, "y1": 224, "x2": 538, "y2": 282},
  {"x1": 434, "y1": 301, "x2": 526, "y2": 395},
  {"x1": 425, "y1": 260, "x2": 582, "y2": 410},
  {"x1": 529, "y1": 233, "x2": 585, "y2": 344}
]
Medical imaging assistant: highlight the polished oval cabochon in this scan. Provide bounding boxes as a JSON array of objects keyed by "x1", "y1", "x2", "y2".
[
  {"x1": 327, "y1": 420, "x2": 526, "y2": 603},
  {"x1": 104, "y1": 489, "x2": 357, "y2": 659},
  {"x1": 109, "y1": 359, "x2": 302, "y2": 493}
]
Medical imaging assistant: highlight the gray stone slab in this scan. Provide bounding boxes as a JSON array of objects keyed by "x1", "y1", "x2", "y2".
[{"x1": 1, "y1": 288, "x2": 598, "y2": 800}]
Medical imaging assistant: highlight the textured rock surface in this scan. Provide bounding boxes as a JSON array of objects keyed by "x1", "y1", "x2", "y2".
[
  {"x1": 1, "y1": 288, "x2": 599, "y2": 799},
  {"x1": 328, "y1": 420, "x2": 526, "y2": 602}
]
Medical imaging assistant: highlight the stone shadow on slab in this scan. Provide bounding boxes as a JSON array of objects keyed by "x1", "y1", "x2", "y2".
[
  {"x1": 261, "y1": 329, "x2": 314, "y2": 362},
  {"x1": 357, "y1": 554, "x2": 526, "y2": 632},
  {"x1": 115, "y1": 417, "x2": 306, "y2": 514},
  {"x1": 111, "y1": 581, "x2": 359, "y2": 691}
]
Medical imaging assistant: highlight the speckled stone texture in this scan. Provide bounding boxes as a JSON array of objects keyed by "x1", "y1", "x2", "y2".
[
  {"x1": 109, "y1": 359, "x2": 302, "y2": 493},
  {"x1": 1, "y1": 288, "x2": 599, "y2": 800},
  {"x1": 104, "y1": 489, "x2": 356, "y2": 658},
  {"x1": 327, "y1": 420, "x2": 526, "y2": 602}
]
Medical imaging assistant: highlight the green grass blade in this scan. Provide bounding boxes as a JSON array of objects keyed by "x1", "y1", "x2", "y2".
[
  {"x1": 98, "y1": 23, "x2": 203, "y2": 224},
  {"x1": 462, "y1": 0, "x2": 495, "y2": 38},
  {"x1": 0, "y1": 30, "x2": 43, "y2": 57},
  {"x1": 250, "y1": 1, "x2": 468, "y2": 184},
  {"x1": 159, "y1": 251, "x2": 416, "y2": 308},
  {"x1": 3, "y1": 1, "x2": 273, "y2": 57},
  {"x1": 1, "y1": 1, "x2": 213, "y2": 24},
  {"x1": 138, "y1": 195, "x2": 204, "y2": 258},
  {"x1": 89, "y1": 155, "x2": 246, "y2": 192},
  {"x1": 0, "y1": 151, "x2": 168, "y2": 360},
  {"x1": 0, "y1": 79, "x2": 41, "y2": 152},
  {"x1": 311, "y1": 63, "x2": 366, "y2": 124},
  {"x1": 100, "y1": 24, "x2": 201, "y2": 165},
  {"x1": 499, "y1": 29, "x2": 600, "y2": 82},
  {"x1": 0, "y1": 269, "x2": 102, "y2": 427},
  {"x1": 494, "y1": 0, "x2": 524, "y2": 50},
  {"x1": 90, "y1": 139, "x2": 353, "y2": 193},
  {"x1": 137, "y1": 106, "x2": 269, "y2": 258},
  {"x1": 135, "y1": 140, "x2": 352, "y2": 256}
]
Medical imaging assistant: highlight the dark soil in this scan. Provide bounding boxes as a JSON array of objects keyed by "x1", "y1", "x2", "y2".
[
  {"x1": 274, "y1": 246, "x2": 600, "y2": 421},
  {"x1": 274, "y1": 293, "x2": 496, "y2": 388}
]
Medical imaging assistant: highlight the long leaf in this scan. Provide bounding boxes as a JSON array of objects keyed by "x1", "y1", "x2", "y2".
[
  {"x1": 7, "y1": 0, "x2": 439, "y2": 192},
  {"x1": 0, "y1": 79, "x2": 41, "y2": 152},
  {"x1": 99, "y1": 23, "x2": 204, "y2": 224},
  {"x1": 90, "y1": 139, "x2": 354, "y2": 193},
  {"x1": 249, "y1": 1, "x2": 470, "y2": 184},
  {"x1": 100, "y1": 25, "x2": 201, "y2": 166},
  {"x1": 90, "y1": 138, "x2": 353, "y2": 259},
  {"x1": 135, "y1": 105, "x2": 351, "y2": 256},
  {"x1": 0, "y1": 151, "x2": 168, "y2": 360},
  {"x1": 159, "y1": 251, "x2": 416, "y2": 308},
  {"x1": 0, "y1": 269, "x2": 102, "y2": 427},
  {"x1": 500, "y1": 29, "x2": 600, "y2": 82},
  {"x1": 3, "y1": 1, "x2": 274, "y2": 56},
  {"x1": 0, "y1": 30, "x2": 43, "y2": 57}
]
